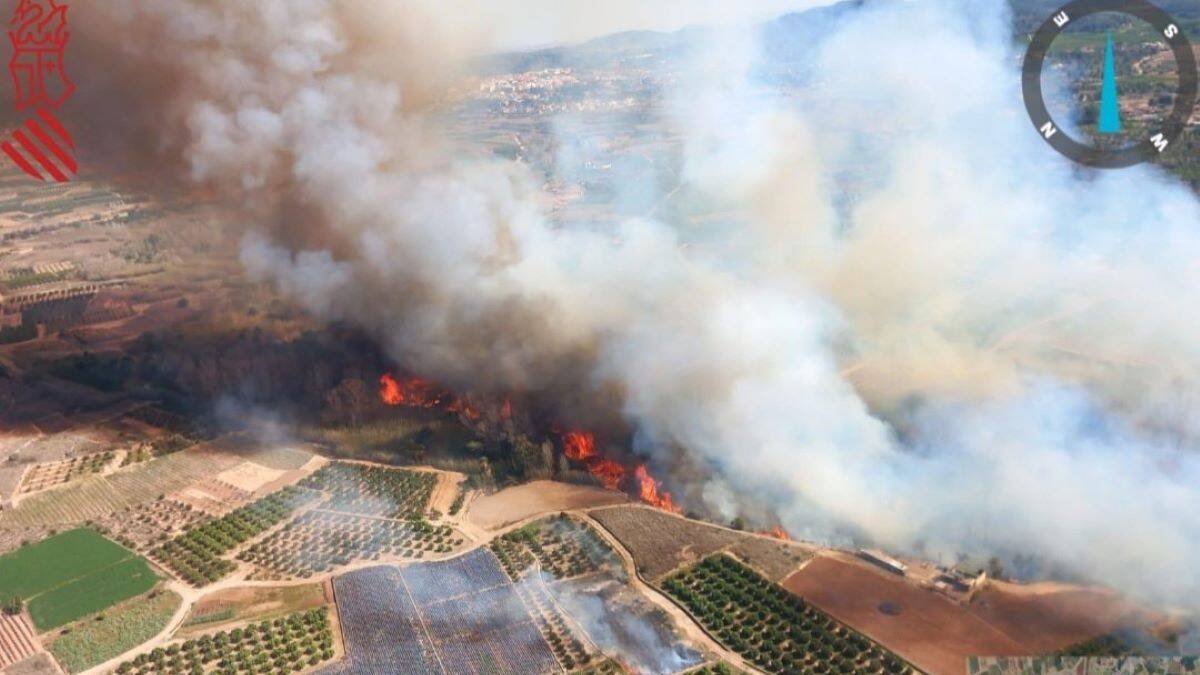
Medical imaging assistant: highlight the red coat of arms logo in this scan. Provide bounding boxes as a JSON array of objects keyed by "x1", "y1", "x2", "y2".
[{"x1": 3, "y1": 0, "x2": 76, "y2": 182}]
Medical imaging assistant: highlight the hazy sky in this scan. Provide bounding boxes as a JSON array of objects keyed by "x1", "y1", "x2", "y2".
[{"x1": 431, "y1": 0, "x2": 833, "y2": 50}]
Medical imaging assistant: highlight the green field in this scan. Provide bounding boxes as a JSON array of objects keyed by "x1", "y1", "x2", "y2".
[
  {"x1": 47, "y1": 589, "x2": 182, "y2": 674},
  {"x1": 0, "y1": 528, "x2": 159, "y2": 630}
]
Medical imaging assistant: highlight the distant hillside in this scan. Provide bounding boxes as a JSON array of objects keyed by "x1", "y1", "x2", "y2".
[
  {"x1": 481, "y1": 0, "x2": 867, "y2": 76},
  {"x1": 1009, "y1": 0, "x2": 1200, "y2": 34},
  {"x1": 482, "y1": 0, "x2": 1200, "y2": 76}
]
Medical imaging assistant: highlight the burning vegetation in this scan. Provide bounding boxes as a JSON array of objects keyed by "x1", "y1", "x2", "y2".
[
  {"x1": 561, "y1": 431, "x2": 681, "y2": 513},
  {"x1": 379, "y1": 373, "x2": 479, "y2": 420},
  {"x1": 378, "y1": 374, "x2": 680, "y2": 513},
  {"x1": 760, "y1": 526, "x2": 792, "y2": 541},
  {"x1": 379, "y1": 373, "x2": 437, "y2": 408},
  {"x1": 633, "y1": 465, "x2": 679, "y2": 514},
  {"x1": 562, "y1": 431, "x2": 597, "y2": 461}
]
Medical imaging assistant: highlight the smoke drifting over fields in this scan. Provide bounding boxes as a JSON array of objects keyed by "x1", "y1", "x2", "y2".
[{"x1": 59, "y1": 0, "x2": 1200, "y2": 608}]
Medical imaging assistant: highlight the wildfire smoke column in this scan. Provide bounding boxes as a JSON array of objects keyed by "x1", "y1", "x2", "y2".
[{"x1": 51, "y1": 0, "x2": 1200, "y2": 611}]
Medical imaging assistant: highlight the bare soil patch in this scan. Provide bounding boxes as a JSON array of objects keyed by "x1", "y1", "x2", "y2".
[
  {"x1": 427, "y1": 470, "x2": 464, "y2": 516},
  {"x1": 466, "y1": 481, "x2": 628, "y2": 531},
  {"x1": 1, "y1": 653, "x2": 59, "y2": 675},
  {"x1": 965, "y1": 580, "x2": 1149, "y2": 654},
  {"x1": 216, "y1": 461, "x2": 286, "y2": 493},
  {"x1": 783, "y1": 555, "x2": 1025, "y2": 675},
  {"x1": 590, "y1": 505, "x2": 813, "y2": 582},
  {"x1": 173, "y1": 478, "x2": 251, "y2": 516}
]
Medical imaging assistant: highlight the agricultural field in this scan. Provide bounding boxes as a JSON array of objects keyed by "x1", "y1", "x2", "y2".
[
  {"x1": 180, "y1": 583, "x2": 329, "y2": 636},
  {"x1": 222, "y1": 441, "x2": 322, "y2": 473},
  {"x1": 113, "y1": 608, "x2": 335, "y2": 675},
  {"x1": 590, "y1": 505, "x2": 813, "y2": 582},
  {"x1": 46, "y1": 588, "x2": 181, "y2": 674},
  {"x1": 0, "y1": 528, "x2": 158, "y2": 630},
  {"x1": 171, "y1": 477, "x2": 253, "y2": 517},
  {"x1": 240, "y1": 510, "x2": 464, "y2": 580},
  {"x1": 662, "y1": 554, "x2": 914, "y2": 675},
  {"x1": 577, "y1": 661, "x2": 629, "y2": 675},
  {"x1": 554, "y1": 572, "x2": 704, "y2": 675},
  {"x1": 151, "y1": 486, "x2": 319, "y2": 586},
  {"x1": 94, "y1": 497, "x2": 210, "y2": 552},
  {"x1": 2, "y1": 653, "x2": 59, "y2": 675},
  {"x1": 514, "y1": 573, "x2": 594, "y2": 671},
  {"x1": 118, "y1": 435, "x2": 195, "y2": 468},
  {"x1": 329, "y1": 550, "x2": 560, "y2": 674},
  {"x1": 299, "y1": 462, "x2": 436, "y2": 518},
  {"x1": 965, "y1": 581, "x2": 1149, "y2": 656},
  {"x1": 0, "y1": 446, "x2": 244, "y2": 530},
  {"x1": 491, "y1": 514, "x2": 622, "y2": 582},
  {"x1": 401, "y1": 548, "x2": 510, "y2": 604},
  {"x1": 0, "y1": 433, "x2": 109, "y2": 505},
  {"x1": 782, "y1": 556, "x2": 1029, "y2": 675},
  {"x1": 15, "y1": 451, "x2": 116, "y2": 495},
  {"x1": 324, "y1": 566, "x2": 439, "y2": 673},
  {"x1": 0, "y1": 612, "x2": 40, "y2": 670},
  {"x1": 466, "y1": 481, "x2": 628, "y2": 531},
  {"x1": 688, "y1": 664, "x2": 743, "y2": 675}
]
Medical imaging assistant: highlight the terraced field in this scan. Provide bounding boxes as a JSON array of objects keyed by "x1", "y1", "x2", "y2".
[
  {"x1": 152, "y1": 486, "x2": 319, "y2": 586},
  {"x1": 0, "y1": 449, "x2": 242, "y2": 529},
  {"x1": 16, "y1": 451, "x2": 115, "y2": 495},
  {"x1": 0, "y1": 613, "x2": 39, "y2": 670}
]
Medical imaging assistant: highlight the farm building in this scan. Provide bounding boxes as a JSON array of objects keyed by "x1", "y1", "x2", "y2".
[{"x1": 859, "y1": 549, "x2": 909, "y2": 576}]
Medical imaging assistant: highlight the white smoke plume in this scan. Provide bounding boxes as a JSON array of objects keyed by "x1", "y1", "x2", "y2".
[
  {"x1": 59, "y1": 0, "x2": 1200, "y2": 610},
  {"x1": 533, "y1": 571, "x2": 702, "y2": 674}
]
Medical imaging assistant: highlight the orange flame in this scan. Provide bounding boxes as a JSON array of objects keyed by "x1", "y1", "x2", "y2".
[
  {"x1": 635, "y1": 465, "x2": 681, "y2": 513},
  {"x1": 759, "y1": 526, "x2": 792, "y2": 541},
  {"x1": 448, "y1": 399, "x2": 481, "y2": 421},
  {"x1": 379, "y1": 373, "x2": 481, "y2": 420},
  {"x1": 589, "y1": 458, "x2": 627, "y2": 491},
  {"x1": 559, "y1": 431, "x2": 681, "y2": 511},
  {"x1": 562, "y1": 431, "x2": 597, "y2": 461},
  {"x1": 561, "y1": 431, "x2": 624, "y2": 491},
  {"x1": 379, "y1": 373, "x2": 441, "y2": 408}
]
